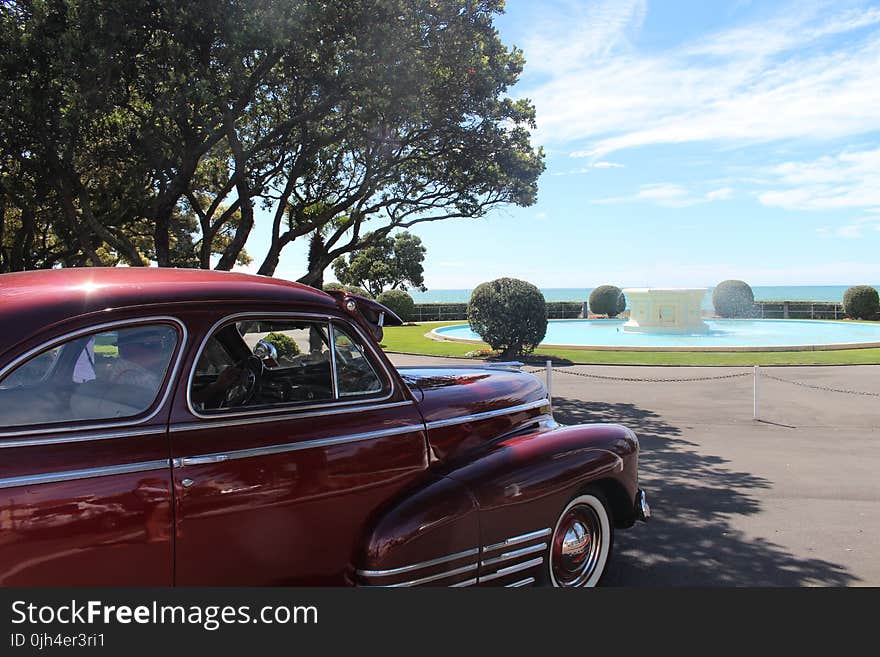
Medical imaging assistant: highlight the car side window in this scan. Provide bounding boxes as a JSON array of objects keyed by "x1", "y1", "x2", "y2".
[
  {"x1": 332, "y1": 324, "x2": 384, "y2": 397},
  {"x1": 190, "y1": 317, "x2": 388, "y2": 413},
  {"x1": 0, "y1": 323, "x2": 179, "y2": 429}
]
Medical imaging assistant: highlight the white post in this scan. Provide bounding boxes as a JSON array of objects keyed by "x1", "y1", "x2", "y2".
[
  {"x1": 753, "y1": 365, "x2": 760, "y2": 421},
  {"x1": 546, "y1": 360, "x2": 553, "y2": 408}
]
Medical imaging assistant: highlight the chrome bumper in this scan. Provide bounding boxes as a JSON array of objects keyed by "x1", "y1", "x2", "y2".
[{"x1": 635, "y1": 489, "x2": 651, "y2": 521}]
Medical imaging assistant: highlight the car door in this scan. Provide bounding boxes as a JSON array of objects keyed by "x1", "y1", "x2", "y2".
[
  {"x1": 0, "y1": 316, "x2": 184, "y2": 585},
  {"x1": 169, "y1": 311, "x2": 429, "y2": 585}
]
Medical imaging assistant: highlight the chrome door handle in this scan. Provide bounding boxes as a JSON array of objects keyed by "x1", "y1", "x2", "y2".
[{"x1": 178, "y1": 454, "x2": 230, "y2": 467}]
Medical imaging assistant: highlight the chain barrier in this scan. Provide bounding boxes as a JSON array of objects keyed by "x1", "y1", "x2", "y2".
[
  {"x1": 522, "y1": 364, "x2": 879, "y2": 397},
  {"x1": 761, "y1": 373, "x2": 880, "y2": 398},
  {"x1": 522, "y1": 366, "x2": 751, "y2": 383}
]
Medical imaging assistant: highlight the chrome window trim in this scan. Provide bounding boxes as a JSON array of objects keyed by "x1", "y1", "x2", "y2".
[
  {"x1": 329, "y1": 322, "x2": 339, "y2": 399},
  {"x1": 450, "y1": 578, "x2": 478, "y2": 588},
  {"x1": 185, "y1": 312, "x2": 397, "y2": 420},
  {"x1": 357, "y1": 548, "x2": 480, "y2": 578},
  {"x1": 0, "y1": 459, "x2": 171, "y2": 490},
  {"x1": 424, "y1": 398, "x2": 550, "y2": 431},
  {"x1": 169, "y1": 399, "x2": 415, "y2": 433},
  {"x1": 0, "y1": 426, "x2": 167, "y2": 449},
  {"x1": 483, "y1": 528, "x2": 551, "y2": 553},
  {"x1": 0, "y1": 316, "x2": 187, "y2": 438},
  {"x1": 173, "y1": 423, "x2": 425, "y2": 465},
  {"x1": 480, "y1": 543, "x2": 547, "y2": 568}
]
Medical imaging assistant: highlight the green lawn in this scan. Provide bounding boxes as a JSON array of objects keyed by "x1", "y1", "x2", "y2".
[{"x1": 379, "y1": 321, "x2": 880, "y2": 366}]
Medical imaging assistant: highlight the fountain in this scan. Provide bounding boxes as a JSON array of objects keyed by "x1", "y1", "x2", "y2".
[
  {"x1": 621, "y1": 288, "x2": 710, "y2": 334},
  {"x1": 432, "y1": 284, "x2": 880, "y2": 351}
]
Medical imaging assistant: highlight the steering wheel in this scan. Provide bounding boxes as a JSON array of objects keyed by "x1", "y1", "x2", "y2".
[{"x1": 219, "y1": 355, "x2": 263, "y2": 408}]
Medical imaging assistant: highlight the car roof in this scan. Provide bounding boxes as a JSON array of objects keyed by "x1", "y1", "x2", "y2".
[{"x1": 0, "y1": 268, "x2": 337, "y2": 354}]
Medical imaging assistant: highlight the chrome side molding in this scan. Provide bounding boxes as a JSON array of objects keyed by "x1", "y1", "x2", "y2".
[
  {"x1": 424, "y1": 398, "x2": 550, "y2": 431},
  {"x1": 0, "y1": 459, "x2": 171, "y2": 490}
]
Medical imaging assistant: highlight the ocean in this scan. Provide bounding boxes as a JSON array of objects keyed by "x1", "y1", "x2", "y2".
[{"x1": 408, "y1": 285, "x2": 878, "y2": 310}]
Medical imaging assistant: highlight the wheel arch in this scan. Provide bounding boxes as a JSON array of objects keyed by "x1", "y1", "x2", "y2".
[{"x1": 582, "y1": 477, "x2": 637, "y2": 529}]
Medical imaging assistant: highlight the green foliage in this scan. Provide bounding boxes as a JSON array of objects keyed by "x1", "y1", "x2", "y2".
[
  {"x1": 467, "y1": 278, "x2": 547, "y2": 358},
  {"x1": 712, "y1": 280, "x2": 756, "y2": 318},
  {"x1": 843, "y1": 286, "x2": 880, "y2": 320},
  {"x1": 377, "y1": 289, "x2": 415, "y2": 322},
  {"x1": 323, "y1": 282, "x2": 374, "y2": 299},
  {"x1": 1, "y1": 0, "x2": 544, "y2": 279},
  {"x1": 332, "y1": 232, "x2": 427, "y2": 297},
  {"x1": 263, "y1": 332, "x2": 300, "y2": 363},
  {"x1": 589, "y1": 285, "x2": 626, "y2": 317}
]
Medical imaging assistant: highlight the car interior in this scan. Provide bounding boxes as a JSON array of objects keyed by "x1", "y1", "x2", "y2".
[{"x1": 190, "y1": 319, "x2": 385, "y2": 412}]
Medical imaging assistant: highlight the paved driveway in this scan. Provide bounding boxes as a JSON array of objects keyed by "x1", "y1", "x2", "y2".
[{"x1": 388, "y1": 354, "x2": 880, "y2": 586}]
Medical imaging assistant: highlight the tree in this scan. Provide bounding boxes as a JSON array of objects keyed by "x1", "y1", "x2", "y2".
[
  {"x1": 376, "y1": 289, "x2": 415, "y2": 322},
  {"x1": 1, "y1": 1, "x2": 543, "y2": 277},
  {"x1": 332, "y1": 232, "x2": 426, "y2": 297},
  {"x1": 467, "y1": 278, "x2": 547, "y2": 358},
  {"x1": 589, "y1": 285, "x2": 626, "y2": 317},
  {"x1": 268, "y1": 0, "x2": 544, "y2": 284},
  {"x1": 843, "y1": 286, "x2": 880, "y2": 320},
  {"x1": 713, "y1": 280, "x2": 755, "y2": 318}
]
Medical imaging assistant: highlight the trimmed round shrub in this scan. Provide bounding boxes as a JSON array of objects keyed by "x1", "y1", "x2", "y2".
[
  {"x1": 377, "y1": 289, "x2": 415, "y2": 322},
  {"x1": 467, "y1": 278, "x2": 547, "y2": 358},
  {"x1": 712, "y1": 280, "x2": 755, "y2": 318},
  {"x1": 323, "y1": 282, "x2": 374, "y2": 299},
  {"x1": 264, "y1": 331, "x2": 301, "y2": 363},
  {"x1": 843, "y1": 285, "x2": 880, "y2": 320},
  {"x1": 589, "y1": 285, "x2": 626, "y2": 317}
]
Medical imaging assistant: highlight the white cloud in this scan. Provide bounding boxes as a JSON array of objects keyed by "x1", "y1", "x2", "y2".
[
  {"x1": 552, "y1": 160, "x2": 625, "y2": 175},
  {"x1": 520, "y1": 2, "x2": 880, "y2": 158},
  {"x1": 635, "y1": 183, "x2": 695, "y2": 206},
  {"x1": 522, "y1": 0, "x2": 647, "y2": 76},
  {"x1": 758, "y1": 147, "x2": 880, "y2": 211},
  {"x1": 595, "y1": 183, "x2": 736, "y2": 207},
  {"x1": 817, "y1": 214, "x2": 880, "y2": 238},
  {"x1": 706, "y1": 187, "x2": 735, "y2": 201}
]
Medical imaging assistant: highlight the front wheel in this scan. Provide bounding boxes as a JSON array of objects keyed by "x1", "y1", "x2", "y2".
[{"x1": 546, "y1": 491, "x2": 613, "y2": 587}]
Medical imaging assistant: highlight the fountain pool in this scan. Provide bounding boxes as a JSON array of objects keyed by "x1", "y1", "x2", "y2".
[{"x1": 430, "y1": 319, "x2": 880, "y2": 352}]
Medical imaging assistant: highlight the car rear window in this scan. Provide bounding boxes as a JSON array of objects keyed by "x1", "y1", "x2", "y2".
[{"x1": 0, "y1": 323, "x2": 179, "y2": 429}]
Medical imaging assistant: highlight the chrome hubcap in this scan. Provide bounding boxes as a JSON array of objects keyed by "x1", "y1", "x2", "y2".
[
  {"x1": 552, "y1": 504, "x2": 602, "y2": 587},
  {"x1": 560, "y1": 521, "x2": 591, "y2": 570}
]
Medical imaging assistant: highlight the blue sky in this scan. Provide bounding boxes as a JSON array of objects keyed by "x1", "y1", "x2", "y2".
[{"x1": 245, "y1": 0, "x2": 880, "y2": 289}]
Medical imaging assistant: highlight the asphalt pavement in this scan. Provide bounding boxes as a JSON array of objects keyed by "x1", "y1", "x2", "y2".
[{"x1": 388, "y1": 353, "x2": 880, "y2": 586}]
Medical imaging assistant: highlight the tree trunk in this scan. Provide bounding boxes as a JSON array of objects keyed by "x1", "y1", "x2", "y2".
[
  {"x1": 215, "y1": 122, "x2": 254, "y2": 271},
  {"x1": 298, "y1": 232, "x2": 326, "y2": 289},
  {"x1": 152, "y1": 154, "x2": 201, "y2": 267},
  {"x1": 256, "y1": 240, "x2": 284, "y2": 276},
  {"x1": 57, "y1": 175, "x2": 102, "y2": 267}
]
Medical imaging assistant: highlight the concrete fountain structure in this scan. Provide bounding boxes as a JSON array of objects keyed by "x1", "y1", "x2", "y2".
[{"x1": 622, "y1": 288, "x2": 710, "y2": 334}]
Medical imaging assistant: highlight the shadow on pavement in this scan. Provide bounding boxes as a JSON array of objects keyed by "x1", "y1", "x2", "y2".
[{"x1": 551, "y1": 396, "x2": 855, "y2": 586}]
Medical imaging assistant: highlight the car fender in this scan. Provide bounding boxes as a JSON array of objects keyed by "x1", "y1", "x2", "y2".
[
  {"x1": 441, "y1": 423, "x2": 641, "y2": 545},
  {"x1": 355, "y1": 423, "x2": 639, "y2": 586},
  {"x1": 355, "y1": 474, "x2": 480, "y2": 587}
]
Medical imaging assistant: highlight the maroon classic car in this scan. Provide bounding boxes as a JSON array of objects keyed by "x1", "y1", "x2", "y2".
[{"x1": 0, "y1": 268, "x2": 648, "y2": 587}]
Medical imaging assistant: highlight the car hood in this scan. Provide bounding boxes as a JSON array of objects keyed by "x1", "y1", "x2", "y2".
[{"x1": 397, "y1": 366, "x2": 550, "y2": 461}]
